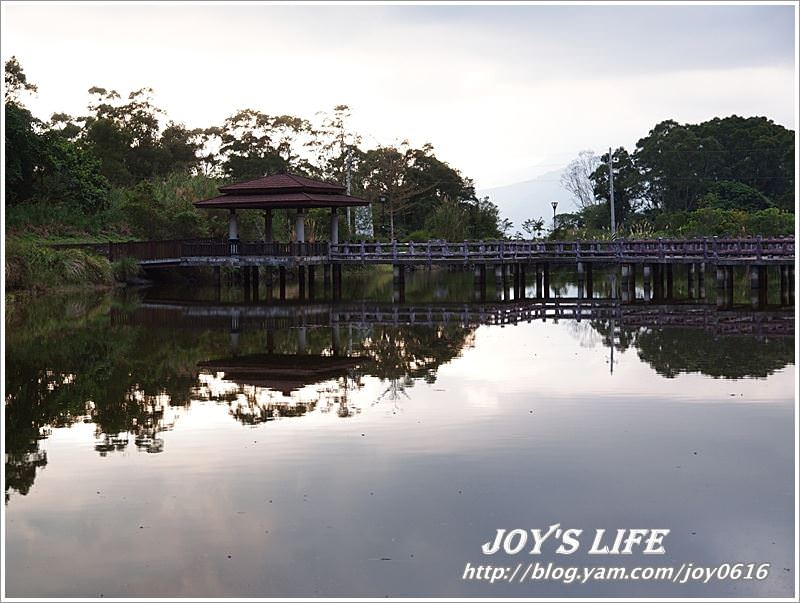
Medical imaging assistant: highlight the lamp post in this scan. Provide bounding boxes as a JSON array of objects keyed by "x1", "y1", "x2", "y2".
[{"x1": 551, "y1": 201, "x2": 558, "y2": 234}]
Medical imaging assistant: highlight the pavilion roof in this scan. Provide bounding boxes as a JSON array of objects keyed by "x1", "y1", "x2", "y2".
[{"x1": 194, "y1": 172, "x2": 368, "y2": 210}]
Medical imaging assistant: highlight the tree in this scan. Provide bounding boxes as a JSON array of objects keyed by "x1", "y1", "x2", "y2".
[
  {"x1": 522, "y1": 217, "x2": 545, "y2": 239},
  {"x1": 36, "y1": 132, "x2": 110, "y2": 212},
  {"x1": 218, "y1": 109, "x2": 311, "y2": 180},
  {"x1": 561, "y1": 150, "x2": 600, "y2": 209},
  {"x1": 4, "y1": 58, "x2": 41, "y2": 204},
  {"x1": 4, "y1": 56, "x2": 37, "y2": 103},
  {"x1": 590, "y1": 147, "x2": 643, "y2": 228}
]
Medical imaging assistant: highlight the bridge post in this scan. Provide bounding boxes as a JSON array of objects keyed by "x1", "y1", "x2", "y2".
[
  {"x1": 697, "y1": 262, "x2": 706, "y2": 299},
  {"x1": 215, "y1": 266, "x2": 221, "y2": 300},
  {"x1": 279, "y1": 266, "x2": 287, "y2": 300},
  {"x1": 243, "y1": 264, "x2": 251, "y2": 296},
  {"x1": 264, "y1": 267, "x2": 273, "y2": 300},
  {"x1": 494, "y1": 264, "x2": 504, "y2": 301},
  {"x1": 780, "y1": 265, "x2": 789, "y2": 305},
  {"x1": 542, "y1": 263, "x2": 550, "y2": 299},
  {"x1": 473, "y1": 264, "x2": 486, "y2": 302},
  {"x1": 651, "y1": 264, "x2": 662, "y2": 301},
  {"x1": 535, "y1": 263, "x2": 543, "y2": 298},
  {"x1": 665, "y1": 264, "x2": 673, "y2": 299},
  {"x1": 643, "y1": 264, "x2": 652, "y2": 301},
  {"x1": 298, "y1": 265, "x2": 306, "y2": 299},
  {"x1": 251, "y1": 266, "x2": 259, "y2": 301},
  {"x1": 308, "y1": 265, "x2": 316, "y2": 300},
  {"x1": 716, "y1": 265, "x2": 734, "y2": 308},
  {"x1": 324, "y1": 263, "x2": 331, "y2": 291},
  {"x1": 518, "y1": 263, "x2": 526, "y2": 299},
  {"x1": 586, "y1": 263, "x2": 593, "y2": 299},
  {"x1": 393, "y1": 264, "x2": 406, "y2": 303},
  {"x1": 577, "y1": 261, "x2": 585, "y2": 299},
  {"x1": 750, "y1": 264, "x2": 767, "y2": 309},
  {"x1": 620, "y1": 263, "x2": 633, "y2": 303},
  {"x1": 298, "y1": 327, "x2": 308, "y2": 354},
  {"x1": 331, "y1": 321, "x2": 341, "y2": 356},
  {"x1": 687, "y1": 263, "x2": 695, "y2": 299},
  {"x1": 715, "y1": 265, "x2": 725, "y2": 307}
]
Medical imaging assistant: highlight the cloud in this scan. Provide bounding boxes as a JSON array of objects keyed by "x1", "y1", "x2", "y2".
[{"x1": 2, "y1": 4, "x2": 794, "y2": 188}]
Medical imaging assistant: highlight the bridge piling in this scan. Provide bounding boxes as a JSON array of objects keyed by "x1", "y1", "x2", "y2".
[
  {"x1": 298, "y1": 266, "x2": 306, "y2": 299},
  {"x1": 780, "y1": 265, "x2": 790, "y2": 305},
  {"x1": 252, "y1": 266, "x2": 259, "y2": 300},
  {"x1": 586, "y1": 264, "x2": 593, "y2": 299},
  {"x1": 665, "y1": 264, "x2": 674, "y2": 299},
  {"x1": 542, "y1": 263, "x2": 550, "y2": 299},
  {"x1": 393, "y1": 265, "x2": 406, "y2": 303},
  {"x1": 333, "y1": 264, "x2": 342, "y2": 299},
  {"x1": 494, "y1": 265, "x2": 504, "y2": 301},
  {"x1": 473, "y1": 265, "x2": 486, "y2": 301},
  {"x1": 308, "y1": 265, "x2": 316, "y2": 300},
  {"x1": 643, "y1": 264, "x2": 652, "y2": 301},
  {"x1": 279, "y1": 267, "x2": 287, "y2": 300},
  {"x1": 687, "y1": 263, "x2": 695, "y2": 299},
  {"x1": 243, "y1": 266, "x2": 251, "y2": 299}
]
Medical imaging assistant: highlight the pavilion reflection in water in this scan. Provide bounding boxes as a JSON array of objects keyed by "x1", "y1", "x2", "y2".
[{"x1": 196, "y1": 352, "x2": 365, "y2": 423}]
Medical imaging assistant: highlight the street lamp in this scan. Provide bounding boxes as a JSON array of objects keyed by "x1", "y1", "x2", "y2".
[{"x1": 551, "y1": 201, "x2": 558, "y2": 233}]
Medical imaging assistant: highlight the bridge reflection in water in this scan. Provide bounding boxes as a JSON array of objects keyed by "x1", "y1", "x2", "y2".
[{"x1": 7, "y1": 286, "x2": 794, "y2": 502}]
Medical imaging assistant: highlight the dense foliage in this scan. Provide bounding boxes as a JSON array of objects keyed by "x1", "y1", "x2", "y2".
[
  {"x1": 4, "y1": 58, "x2": 501, "y2": 245},
  {"x1": 554, "y1": 117, "x2": 795, "y2": 239}
]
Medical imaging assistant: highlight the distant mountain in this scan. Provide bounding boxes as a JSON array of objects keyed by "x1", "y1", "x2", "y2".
[{"x1": 477, "y1": 168, "x2": 577, "y2": 235}]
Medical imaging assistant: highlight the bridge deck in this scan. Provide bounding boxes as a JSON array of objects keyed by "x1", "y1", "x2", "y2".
[{"x1": 55, "y1": 237, "x2": 795, "y2": 267}]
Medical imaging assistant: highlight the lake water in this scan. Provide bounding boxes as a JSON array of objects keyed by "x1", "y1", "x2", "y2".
[{"x1": 4, "y1": 267, "x2": 796, "y2": 597}]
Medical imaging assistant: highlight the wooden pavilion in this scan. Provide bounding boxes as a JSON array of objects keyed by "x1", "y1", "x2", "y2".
[{"x1": 194, "y1": 171, "x2": 369, "y2": 248}]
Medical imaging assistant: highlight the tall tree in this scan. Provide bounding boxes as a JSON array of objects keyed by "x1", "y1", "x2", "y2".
[{"x1": 561, "y1": 150, "x2": 600, "y2": 209}]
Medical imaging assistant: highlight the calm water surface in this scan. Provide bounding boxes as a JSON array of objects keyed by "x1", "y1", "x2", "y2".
[{"x1": 4, "y1": 268, "x2": 796, "y2": 597}]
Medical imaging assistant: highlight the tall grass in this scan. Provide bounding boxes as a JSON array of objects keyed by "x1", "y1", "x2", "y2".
[{"x1": 6, "y1": 238, "x2": 114, "y2": 291}]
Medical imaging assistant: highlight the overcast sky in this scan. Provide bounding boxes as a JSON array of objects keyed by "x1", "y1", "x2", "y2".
[{"x1": 2, "y1": 3, "x2": 796, "y2": 188}]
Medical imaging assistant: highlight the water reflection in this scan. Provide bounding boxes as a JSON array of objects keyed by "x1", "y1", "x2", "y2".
[
  {"x1": 3, "y1": 269, "x2": 795, "y2": 597},
  {"x1": 5, "y1": 279, "x2": 793, "y2": 504}
]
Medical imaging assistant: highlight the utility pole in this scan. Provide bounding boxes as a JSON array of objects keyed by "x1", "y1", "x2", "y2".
[{"x1": 609, "y1": 146, "x2": 616, "y2": 235}]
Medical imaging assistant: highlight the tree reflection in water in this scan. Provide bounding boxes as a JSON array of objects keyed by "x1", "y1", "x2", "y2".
[{"x1": 4, "y1": 287, "x2": 794, "y2": 502}]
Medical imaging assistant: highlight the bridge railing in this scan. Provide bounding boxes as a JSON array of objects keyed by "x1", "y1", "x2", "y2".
[
  {"x1": 328, "y1": 237, "x2": 794, "y2": 263},
  {"x1": 105, "y1": 236, "x2": 793, "y2": 263}
]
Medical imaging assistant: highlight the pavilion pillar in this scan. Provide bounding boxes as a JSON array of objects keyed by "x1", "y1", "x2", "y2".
[
  {"x1": 330, "y1": 208, "x2": 339, "y2": 245},
  {"x1": 264, "y1": 210, "x2": 273, "y2": 245},
  {"x1": 228, "y1": 209, "x2": 239, "y2": 255},
  {"x1": 295, "y1": 210, "x2": 306, "y2": 244}
]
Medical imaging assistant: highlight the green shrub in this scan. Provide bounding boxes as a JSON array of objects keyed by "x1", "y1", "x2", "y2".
[{"x1": 111, "y1": 256, "x2": 143, "y2": 283}]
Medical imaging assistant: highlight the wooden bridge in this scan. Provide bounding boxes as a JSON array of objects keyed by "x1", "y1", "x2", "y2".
[
  {"x1": 58, "y1": 236, "x2": 794, "y2": 303},
  {"x1": 91, "y1": 237, "x2": 794, "y2": 267}
]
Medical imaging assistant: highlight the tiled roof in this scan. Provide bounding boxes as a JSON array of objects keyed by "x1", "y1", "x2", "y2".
[
  {"x1": 195, "y1": 171, "x2": 366, "y2": 209},
  {"x1": 194, "y1": 192, "x2": 369, "y2": 209},
  {"x1": 218, "y1": 172, "x2": 345, "y2": 194}
]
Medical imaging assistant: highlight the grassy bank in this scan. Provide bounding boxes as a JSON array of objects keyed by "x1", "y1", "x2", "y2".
[{"x1": 4, "y1": 236, "x2": 147, "y2": 292}]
